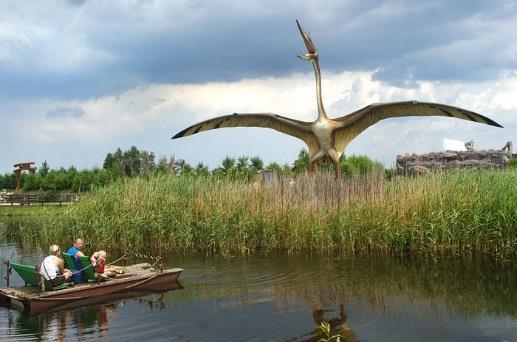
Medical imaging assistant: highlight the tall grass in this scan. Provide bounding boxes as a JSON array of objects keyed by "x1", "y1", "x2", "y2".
[{"x1": 28, "y1": 169, "x2": 517, "y2": 256}]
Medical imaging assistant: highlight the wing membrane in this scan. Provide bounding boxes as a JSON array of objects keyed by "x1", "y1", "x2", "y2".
[
  {"x1": 172, "y1": 113, "x2": 319, "y2": 151},
  {"x1": 333, "y1": 101, "x2": 502, "y2": 153}
]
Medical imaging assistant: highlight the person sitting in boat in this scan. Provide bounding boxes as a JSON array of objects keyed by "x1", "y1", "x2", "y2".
[
  {"x1": 90, "y1": 250, "x2": 120, "y2": 279},
  {"x1": 40, "y1": 244, "x2": 72, "y2": 287},
  {"x1": 67, "y1": 237, "x2": 87, "y2": 283}
]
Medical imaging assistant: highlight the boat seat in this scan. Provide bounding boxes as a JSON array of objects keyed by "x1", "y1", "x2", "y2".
[
  {"x1": 64, "y1": 252, "x2": 94, "y2": 283},
  {"x1": 10, "y1": 263, "x2": 39, "y2": 287},
  {"x1": 78, "y1": 256, "x2": 96, "y2": 281},
  {"x1": 10, "y1": 263, "x2": 68, "y2": 291},
  {"x1": 62, "y1": 253, "x2": 78, "y2": 272}
]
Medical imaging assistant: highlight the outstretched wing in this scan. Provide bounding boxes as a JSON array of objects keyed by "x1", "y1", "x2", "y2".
[
  {"x1": 333, "y1": 101, "x2": 503, "y2": 153},
  {"x1": 172, "y1": 113, "x2": 319, "y2": 151}
]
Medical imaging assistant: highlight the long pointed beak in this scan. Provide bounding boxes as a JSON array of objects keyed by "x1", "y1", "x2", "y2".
[{"x1": 296, "y1": 19, "x2": 317, "y2": 54}]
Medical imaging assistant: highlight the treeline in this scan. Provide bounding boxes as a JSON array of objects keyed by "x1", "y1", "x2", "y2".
[
  {"x1": 102, "y1": 146, "x2": 383, "y2": 179},
  {"x1": 0, "y1": 146, "x2": 383, "y2": 192},
  {"x1": 0, "y1": 166, "x2": 113, "y2": 193}
]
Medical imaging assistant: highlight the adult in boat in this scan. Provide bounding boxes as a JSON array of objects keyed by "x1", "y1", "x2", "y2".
[
  {"x1": 67, "y1": 237, "x2": 87, "y2": 283},
  {"x1": 40, "y1": 244, "x2": 72, "y2": 287}
]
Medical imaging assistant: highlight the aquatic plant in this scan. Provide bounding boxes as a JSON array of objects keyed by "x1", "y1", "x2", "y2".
[
  {"x1": 316, "y1": 321, "x2": 342, "y2": 342},
  {"x1": 26, "y1": 169, "x2": 517, "y2": 256}
]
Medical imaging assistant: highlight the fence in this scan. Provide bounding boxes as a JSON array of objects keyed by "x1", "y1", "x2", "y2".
[{"x1": 0, "y1": 193, "x2": 77, "y2": 206}]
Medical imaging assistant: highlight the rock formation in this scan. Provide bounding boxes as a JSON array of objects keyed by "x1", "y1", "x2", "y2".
[{"x1": 396, "y1": 142, "x2": 513, "y2": 175}]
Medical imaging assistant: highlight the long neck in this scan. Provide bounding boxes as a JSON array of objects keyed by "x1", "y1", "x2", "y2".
[{"x1": 312, "y1": 58, "x2": 327, "y2": 120}]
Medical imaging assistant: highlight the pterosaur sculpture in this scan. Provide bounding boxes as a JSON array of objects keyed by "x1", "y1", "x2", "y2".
[{"x1": 172, "y1": 21, "x2": 503, "y2": 176}]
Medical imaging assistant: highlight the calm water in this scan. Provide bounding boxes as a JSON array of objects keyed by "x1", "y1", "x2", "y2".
[{"x1": 0, "y1": 220, "x2": 516, "y2": 341}]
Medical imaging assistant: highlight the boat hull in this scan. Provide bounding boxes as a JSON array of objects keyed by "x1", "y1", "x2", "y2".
[{"x1": 1, "y1": 267, "x2": 182, "y2": 315}]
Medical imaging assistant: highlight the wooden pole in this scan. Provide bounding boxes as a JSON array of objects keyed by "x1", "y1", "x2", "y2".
[
  {"x1": 14, "y1": 170, "x2": 21, "y2": 191},
  {"x1": 4, "y1": 260, "x2": 11, "y2": 288}
]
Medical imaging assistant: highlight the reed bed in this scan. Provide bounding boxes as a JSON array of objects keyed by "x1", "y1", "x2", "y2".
[{"x1": 28, "y1": 169, "x2": 517, "y2": 256}]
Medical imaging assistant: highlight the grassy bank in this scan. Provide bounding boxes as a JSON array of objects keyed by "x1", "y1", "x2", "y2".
[
  {"x1": 25, "y1": 169, "x2": 517, "y2": 256},
  {"x1": 0, "y1": 206, "x2": 64, "y2": 218}
]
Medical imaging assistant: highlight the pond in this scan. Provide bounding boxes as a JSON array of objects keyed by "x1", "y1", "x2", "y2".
[{"x1": 0, "y1": 220, "x2": 516, "y2": 341}]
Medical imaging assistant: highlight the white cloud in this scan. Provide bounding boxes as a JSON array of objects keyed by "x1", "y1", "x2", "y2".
[{"x1": 1, "y1": 69, "x2": 515, "y2": 172}]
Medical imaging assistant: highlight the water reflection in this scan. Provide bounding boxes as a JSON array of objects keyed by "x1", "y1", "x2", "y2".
[
  {"x1": 287, "y1": 305, "x2": 357, "y2": 342},
  {"x1": 3, "y1": 291, "x2": 174, "y2": 341},
  {"x1": 311, "y1": 305, "x2": 356, "y2": 342},
  {"x1": 166, "y1": 254, "x2": 516, "y2": 319},
  {"x1": 12, "y1": 304, "x2": 112, "y2": 341}
]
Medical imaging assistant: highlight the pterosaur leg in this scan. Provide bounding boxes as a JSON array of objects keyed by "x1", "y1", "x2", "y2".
[
  {"x1": 328, "y1": 149, "x2": 342, "y2": 178},
  {"x1": 308, "y1": 150, "x2": 326, "y2": 175}
]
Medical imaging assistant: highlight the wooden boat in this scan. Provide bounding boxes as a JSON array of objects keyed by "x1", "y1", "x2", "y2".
[{"x1": 0, "y1": 261, "x2": 183, "y2": 315}]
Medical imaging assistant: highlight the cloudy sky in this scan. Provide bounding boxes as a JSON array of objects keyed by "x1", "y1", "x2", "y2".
[{"x1": 1, "y1": 0, "x2": 516, "y2": 173}]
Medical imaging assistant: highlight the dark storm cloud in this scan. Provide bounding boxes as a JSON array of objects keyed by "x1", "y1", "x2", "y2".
[{"x1": 1, "y1": 0, "x2": 516, "y2": 100}]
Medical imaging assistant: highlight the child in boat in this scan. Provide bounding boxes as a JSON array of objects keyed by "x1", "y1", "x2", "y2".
[
  {"x1": 40, "y1": 244, "x2": 73, "y2": 286},
  {"x1": 90, "y1": 250, "x2": 121, "y2": 279}
]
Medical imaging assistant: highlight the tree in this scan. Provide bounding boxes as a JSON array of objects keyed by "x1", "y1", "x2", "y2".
[
  {"x1": 112, "y1": 148, "x2": 124, "y2": 175},
  {"x1": 156, "y1": 156, "x2": 170, "y2": 174},
  {"x1": 72, "y1": 170, "x2": 93, "y2": 192},
  {"x1": 104, "y1": 146, "x2": 157, "y2": 177},
  {"x1": 181, "y1": 163, "x2": 194, "y2": 176},
  {"x1": 0, "y1": 174, "x2": 16, "y2": 190},
  {"x1": 266, "y1": 162, "x2": 283, "y2": 173},
  {"x1": 140, "y1": 151, "x2": 156, "y2": 176},
  {"x1": 103, "y1": 153, "x2": 115, "y2": 170},
  {"x1": 39, "y1": 160, "x2": 49, "y2": 177},
  {"x1": 22, "y1": 173, "x2": 41, "y2": 191},
  {"x1": 156, "y1": 156, "x2": 182, "y2": 175},
  {"x1": 281, "y1": 163, "x2": 292, "y2": 176},
  {"x1": 236, "y1": 156, "x2": 249, "y2": 171},
  {"x1": 222, "y1": 156, "x2": 235, "y2": 174},
  {"x1": 123, "y1": 146, "x2": 141, "y2": 176},
  {"x1": 293, "y1": 149, "x2": 309, "y2": 174},
  {"x1": 195, "y1": 162, "x2": 209, "y2": 177},
  {"x1": 250, "y1": 156, "x2": 264, "y2": 172},
  {"x1": 341, "y1": 155, "x2": 384, "y2": 176}
]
